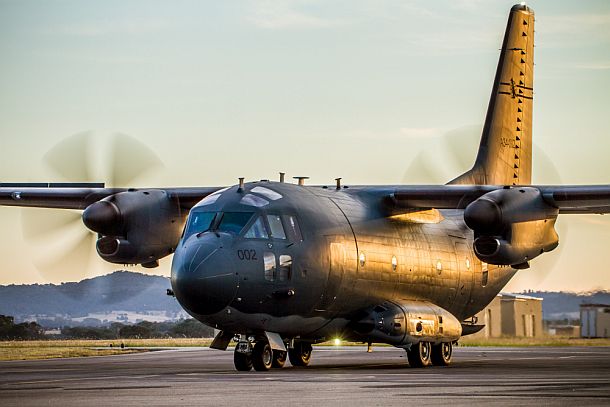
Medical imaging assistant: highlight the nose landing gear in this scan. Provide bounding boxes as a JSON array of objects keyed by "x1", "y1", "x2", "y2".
[
  {"x1": 233, "y1": 341, "x2": 253, "y2": 371},
  {"x1": 251, "y1": 341, "x2": 273, "y2": 371},
  {"x1": 234, "y1": 340, "x2": 274, "y2": 371},
  {"x1": 232, "y1": 337, "x2": 313, "y2": 371},
  {"x1": 272, "y1": 350, "x2": 287, "y2": 368}
]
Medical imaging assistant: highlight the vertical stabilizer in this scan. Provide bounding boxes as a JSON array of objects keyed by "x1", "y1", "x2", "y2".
[{"x1": 450, "y1": 4, "x2": 535, "y2": 186}]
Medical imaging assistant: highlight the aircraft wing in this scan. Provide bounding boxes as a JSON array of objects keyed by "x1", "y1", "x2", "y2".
[
  {"x1": 539, "y1": 185, "x2": 610, "y2": 214},
  {"x1": 0, "y1": 183, "x2": 222, "y2": 210},
  {"x1": 390, "y1": 184, "x2": 610, "y2": 214}
]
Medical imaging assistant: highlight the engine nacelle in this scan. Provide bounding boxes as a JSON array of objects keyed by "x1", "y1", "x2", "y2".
[
  {"x1": 464, "y1": 187, "x2": 559, "y2": 267},
  {"x1": 351, "y1": 301, "x2": 461, "y2": 346},
  {"x1": 83, "y1": 189, "x2": 185, "y2": 266}
]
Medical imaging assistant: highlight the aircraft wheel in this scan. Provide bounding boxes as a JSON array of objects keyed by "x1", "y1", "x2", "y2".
[
  {"x1": 233, "y1": 348, "x2": 253, "y2": 371},
  {"x1": 252, "y1": 341, "x2": 273, "y2": 371},
  {"x1": 288, "y1": 341, "x2": 312, "y2": 366},
  {"x1": 431, "y1": 342, "x2": 453, "y2": 366},
  {"x1": 272, "y1": 350, "x2": 287, "y2": 368},
  {"x1": 407, "y1": 341, "x2": 432, "y2": 367}
]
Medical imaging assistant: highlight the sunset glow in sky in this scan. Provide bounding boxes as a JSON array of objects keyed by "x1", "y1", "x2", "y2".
[{"x1": 1, "y1": 0, "x2": 609, "y2": 291}]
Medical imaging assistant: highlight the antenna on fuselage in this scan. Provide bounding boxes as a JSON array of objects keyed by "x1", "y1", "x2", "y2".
[
  {"x1": 335, "y1": 178, "x2": 342, "y2": 190},
  {"x1": 279, "y1": 172, "x2": 285, "y2": 183},
  {"x1": 293, "y1": 176, "x2": 309, "y2": 186},
  {"x1": 238, "y1": 177, "x2": 245, "y2": 192}
]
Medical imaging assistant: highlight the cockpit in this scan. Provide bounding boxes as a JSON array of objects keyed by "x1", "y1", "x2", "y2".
[
  {"x1": 171, "y1": 181, "x2": 324, "y2": 320},
  {"x1": 182, "y1": 210, "x2": 302, "y2": 243},
  {"x1": 181, "y1": 185, "x2": 303, "y2": 244}
]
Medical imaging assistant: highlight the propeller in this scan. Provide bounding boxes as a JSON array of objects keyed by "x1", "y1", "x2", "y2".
[
  {"x1": 21, "y1": 132, "x2": 164, "y2": 284},
  {"x1": 401, "y1": 125, "x2": 568, "y2": 289}
]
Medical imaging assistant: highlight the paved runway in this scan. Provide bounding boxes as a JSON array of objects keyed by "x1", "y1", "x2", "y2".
[{"x1": 1, "y1": 346, "x2": 610, "y2": 406}]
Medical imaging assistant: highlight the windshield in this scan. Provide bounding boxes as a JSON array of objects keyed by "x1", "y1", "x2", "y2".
[
  {"x1": 217, "y1": 212, "x2": 254, "y2": 235},
  {"x1": 184, "y1": 211, "x2": 216, "y2": 240}
]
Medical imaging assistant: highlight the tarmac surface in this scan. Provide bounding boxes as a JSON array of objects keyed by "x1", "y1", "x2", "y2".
[{"x1": 1, "y1": 346, "x2": 610, "y2": 406}]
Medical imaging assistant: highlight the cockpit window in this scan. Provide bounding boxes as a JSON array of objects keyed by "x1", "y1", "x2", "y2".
[
  {"x1": 267, "y1": 215, "x2": 286, "y2": 239},
  {"x1": 244, "y1": 217, "x2": 269, "y2": 239},
  {"x1": 197, "y1": 187, "x2": 229, "y2": 207},
  {"x1": 251, "y1": 186, "x2": 282, "y2": 201},
  {"x1": 217, "y1": 212, "x2": 254, "y2": 235},
  {"x1": 240, "y1": 194, "x2": 269, "y2": 208},
  {"x1": 184, "y1": 211, "x2": 216, "y2": 239},
  {"x1": 283, "y1": 215, "x2": 303, "y2": 242}
]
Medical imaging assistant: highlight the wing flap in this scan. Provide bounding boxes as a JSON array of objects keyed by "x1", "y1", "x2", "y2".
[{"x1": 392, "y1": 185, "x2": 498, "y2": 209}]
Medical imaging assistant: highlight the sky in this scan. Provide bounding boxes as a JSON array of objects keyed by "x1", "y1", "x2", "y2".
[{"x1": 0, "y1": 0, "x2": 609, "y2": 291}]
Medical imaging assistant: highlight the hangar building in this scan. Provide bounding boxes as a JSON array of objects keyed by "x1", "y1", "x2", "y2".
[{"x1": 470, "y1": 293, "x2": 543, "y2": 338}]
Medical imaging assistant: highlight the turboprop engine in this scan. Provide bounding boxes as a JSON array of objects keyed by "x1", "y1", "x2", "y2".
[
  {"x1": 82, "y1": 189, "x2": 185, "y2": 267},
  {"x1": 463, "y1": 187, "x2": 559, "y2": 268}
]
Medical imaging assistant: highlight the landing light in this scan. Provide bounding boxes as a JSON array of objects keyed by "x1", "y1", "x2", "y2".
[{"x1": 334, "y1": 338, "x2": 341, "y2": 346}]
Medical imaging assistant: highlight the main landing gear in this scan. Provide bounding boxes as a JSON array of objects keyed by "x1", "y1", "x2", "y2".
[
  {"x1": 233, "y1": 338, "x2": 312, "y2": 371},
  {"x1": 406, "y1": 341, "x2": 453, "y2": 367}
]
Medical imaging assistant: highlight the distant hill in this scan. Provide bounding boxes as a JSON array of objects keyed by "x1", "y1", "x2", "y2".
[
  {"x1": 2, "y1": 271, "x2": 608, "y2": 324},
  {"x1": 522, "y1": 290, "x2": 610, "y2": 320},
  {"x1": 0, "y1": 271, "x2": 184, "y2": 323}
]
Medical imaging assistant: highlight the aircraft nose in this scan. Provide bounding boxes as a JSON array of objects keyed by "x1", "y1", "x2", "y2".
[{"x1": 171, "y1": 235, "x2": 238, "y2": 316}]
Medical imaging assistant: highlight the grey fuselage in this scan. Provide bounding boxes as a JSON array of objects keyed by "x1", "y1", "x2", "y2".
[{"x1": 171, "y1": 181, "x2": 515, "y2": 342}]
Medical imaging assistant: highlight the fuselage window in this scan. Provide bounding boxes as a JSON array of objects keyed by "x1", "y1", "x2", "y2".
[
  {"x1": 264, "y1": 252, "x2": 276, "y2": 281},
  {"x1": 267, "y1": 215, "x2": 286, "y2": 239},
  {"x1": 279, "y1": 255, "x2": 292, "y2": 281},
  {"x1": 244, "y1": 217, "x2": 268, "y2": 239},
  {"x1": 183, "y1": 211, "x2": 216, "y2": 240},
  {"x1": 217, "y1": 212, "x2": 254, "y2": 235},
  {"x1": 481, "y1": 270, "x2": 489, "y2": 287},
  {"x1": 391, "y1": 255, "x2": 398, "y2": 272},
  {"x1": 282, "y1": 215, "x2": 303, "y2": 242}
]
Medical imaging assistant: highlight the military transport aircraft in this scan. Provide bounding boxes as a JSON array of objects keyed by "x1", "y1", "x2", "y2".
[{"x1": 1, "y1": 4, "x2": 609, "y2": 371}]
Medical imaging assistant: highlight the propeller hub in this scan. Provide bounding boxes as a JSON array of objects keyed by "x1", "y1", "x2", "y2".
[{"x1": 82, "y1": 200, "x2": 123, "y2": 236}]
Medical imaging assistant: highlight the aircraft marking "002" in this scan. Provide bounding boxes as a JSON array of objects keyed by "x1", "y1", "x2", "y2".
[{"x1": 237, "y1": 249, "x2": 257, "y2": 261}]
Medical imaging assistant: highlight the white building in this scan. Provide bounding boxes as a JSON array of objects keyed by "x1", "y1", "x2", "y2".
[{"x1": 580, "y1": 304, "x2": 610, "y2": 338}]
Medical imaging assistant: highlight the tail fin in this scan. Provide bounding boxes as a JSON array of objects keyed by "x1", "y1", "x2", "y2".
[{"x1": 450, "y1": 4, "x2": 535, "y2": 186}]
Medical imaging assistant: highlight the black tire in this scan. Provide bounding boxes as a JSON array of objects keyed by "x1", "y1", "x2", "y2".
[
  {"x1": 288, "y1": 341, "x2": 312, "y2": 367},
  {"x1": 431, "y1": 342, "x2": 453, "y2": 366},
  {"x1": 234, "y1": 349, "x2": 253, "y2": 371},
  {"x1": 252, "y1": 341, "x2": 273, "y2": 371},
  {"x1": 272, "y1": 350, "x2": 287, "y2": 368},
  {"x1": 407, "y1": 341, "x2": 432, "y2": 367}
]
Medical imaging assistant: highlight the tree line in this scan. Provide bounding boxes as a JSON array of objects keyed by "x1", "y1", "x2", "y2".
[{"x1": 0, "y1": 315, "x2": 215, "y2": 340}]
